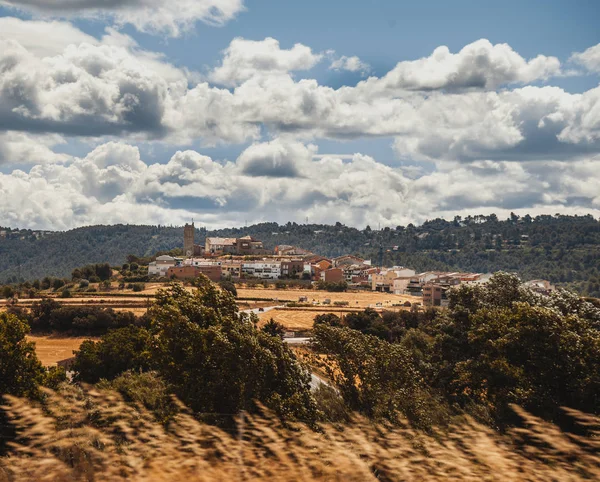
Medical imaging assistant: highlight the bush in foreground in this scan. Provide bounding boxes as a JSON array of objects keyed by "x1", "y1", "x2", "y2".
[{"x1": 1, "y1": 386, "x2": 599, "y2": 481}]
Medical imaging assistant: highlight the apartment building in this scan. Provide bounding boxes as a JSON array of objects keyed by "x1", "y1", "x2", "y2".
[{"x1": 242, "y1": 261, "x2": 282, "y2": 279}]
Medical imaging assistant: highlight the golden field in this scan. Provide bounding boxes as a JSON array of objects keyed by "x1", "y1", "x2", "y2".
[
  {"x1": 26, "y1": 335, "x2": 98, "y2": 366},
  {"x1": 237, "y1": 287, "x2": 420, "y2": 308}
]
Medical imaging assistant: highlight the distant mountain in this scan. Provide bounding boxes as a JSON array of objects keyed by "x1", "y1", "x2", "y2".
[{"x1": 1, "y1": 214, "x2": 599, "y2": 296}]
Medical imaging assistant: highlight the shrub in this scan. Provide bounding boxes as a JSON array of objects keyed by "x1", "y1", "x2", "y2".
[
  {"x1": 132, "y1": 283, "x2": 145, "y2": 292},
  {"x1": 60, "y1": 289, "x2": 72, "y2": 298}
]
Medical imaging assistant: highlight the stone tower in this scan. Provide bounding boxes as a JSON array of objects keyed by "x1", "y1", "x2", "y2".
[{"x1": 184, "y1": 221, "x2": 194, "y2": 257}]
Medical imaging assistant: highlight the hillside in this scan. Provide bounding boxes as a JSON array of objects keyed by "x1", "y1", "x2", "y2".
[{"x1": 1, "y1": 214, "x2": 599, "y2": 296}]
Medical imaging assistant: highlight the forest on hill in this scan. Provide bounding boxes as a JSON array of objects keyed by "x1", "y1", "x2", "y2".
[{"x1": 0, "y1": 213, "x2": 599, "y2": 296}]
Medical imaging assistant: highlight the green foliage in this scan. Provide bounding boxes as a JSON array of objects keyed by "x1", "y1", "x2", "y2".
[
  {"x1": 261, "y1": 318, "x2": 286, "y2": 338},
  {"x1": 71, "y1": 263, "x2": 112, "y2": 281},
  {"x1": 72, "y1": 326, "x2": 154, "y2": 383},
  {"x1": 313, "y1": 384, "x2": 351, "y2": 423},
  {"x1": 150, "y1": 280, "x2": 318, "y2": 423},
  {"x1": 29, "y1": 301, "x2": 143, "y2": 334},
  {"x1": 97, "y1": 371, "x2": 178, "y2": 425},
  {"x1": 315, "y1": 281, "x2": 348, "y2": 292},
  {"x1": 313, "y1": 325, "x2": 437, "y2": 427},
  {"x1": 313, "y1": 313, "x2": 342, "y2": 327},
  {"x1": 218, "y1": 279, "x2": 237, "y2": 297},
  {"x1": 0, "y1": 313, "x2": 45, "y2": 398},
  {"x1": 131, "y1": 283, "x2": 145, "y2": 292},
  {"x1": 43, "y1": 366, "x2": 68, "y2": 390}
]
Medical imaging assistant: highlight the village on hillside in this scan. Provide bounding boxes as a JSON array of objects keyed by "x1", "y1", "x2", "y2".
[{"x1": 148, "y1": 222, "x2": 555, "y2": 308}]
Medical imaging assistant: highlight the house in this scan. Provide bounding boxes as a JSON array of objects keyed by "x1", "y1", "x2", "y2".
[
  {"x1": 221, "y1": 260, "x2": 243, "y2": 278},
  {"x1": 167, "y1": 265, "x2": 222, "y2": 282},
  {"x1": 205, "y1": 237, "x2": 237, "y2": 255},
  {"x1": 241, "y1": 261, "x2": 282, "y2": 279},
  {"x1": 372, "y1": 267, "x2": 416, "y2": 292},
  {"x1": 235, "y1": 235, "x2": 267, "y2": 255},
  {"x1": 332, "y1": 255, "x2": 365, "y2": 267},
  {"x1": 422, "y1": 283, "x2": 448, "y2": 307},
  {"x1": 281, "y1": 260, "x2": 304, "y2": 278},
  {"x1": 148, "y1": 255, "x2": 177, "y2": 277},
  {"x1": 275, "y1": 245, "x2": 311, "y2": 256},
  {"x1": 320, "y1": 268, "x2": 344, "y2": 283}
]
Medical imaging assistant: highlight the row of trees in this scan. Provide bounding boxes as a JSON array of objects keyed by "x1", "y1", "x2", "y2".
[{"x1": 313, "y1": 273, "x2": 600, "y2": 427}]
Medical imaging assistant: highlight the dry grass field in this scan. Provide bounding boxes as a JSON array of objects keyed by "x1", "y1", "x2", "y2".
[
  {"x1": 26, "y1": 335, "x2": 98, "y2": 366},
  {"x1": 258, "y1": 309, "x2": 320, "y2": 331},
  {"x1": 238, "y1": 287, "x2": 420, "y2": 308},
  {"x1": 257, "y1": 307, "x2": 372, "y2": 331},
  {"x1": 2, "y1": 387, "x2": 599, "y2": 481}
]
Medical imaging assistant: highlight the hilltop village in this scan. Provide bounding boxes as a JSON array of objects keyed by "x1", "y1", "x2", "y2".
[{"x1": 147, "y1": 223, "x2": 554, "y2": 307}]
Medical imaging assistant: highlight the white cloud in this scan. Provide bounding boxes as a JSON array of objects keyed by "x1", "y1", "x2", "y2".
[
  {"x1": 0, "y1": 131, "x2": 70, "y2": 165},
  {"x1": 237, "y1": 139, "x2": 316, "y2": 177},
  {"x1": 0, "y1": 17, "x2": 96, "y2": 57},
  {"x1": 209, "y1": 37, "x2": 323, "y2": 87},
  {"x1": 1, "y1": 140, "x2": 599, "y2": 231},
  {"x1": 0, "y1": 0, "x2": 245, "y2": 36},
  {"x1": 1, "y1": 19, "x2": 600, "y2": 203},
  {"x1": 358, "y1": 39, "x2": 561, "y2": 95},
  {"x1": 329, "y1": 55, "x2": 370, "y2": 75},
  {"x1": 570, "y1": 43, "x2": 600, "y2": 72}
]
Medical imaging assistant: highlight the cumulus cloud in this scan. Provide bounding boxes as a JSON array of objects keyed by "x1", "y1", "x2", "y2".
[
  {"x1": 0, "y1": 17, "x2": 96, "y2": 57},
  {"x1": 237, "y1": 139, "x2": 316, "y2": 177},
  {"x1": 329, "y1": 55, "x2": 370, "y2": 75},
  {"x1": 0, "y1": 131, "x2": 70, "y2": 165},
  {"x1": 1, "y1": 140, "x2": 599, "y2": 231},
  {"x1": 359, "y1": 39, "x2": 561, "y2": 94},
  {"x1": 1, "y1": 20, "x2": 600, "y2": 176},
  {"x1": 570, "y1": 43, "x2": 600, "y2": 72},
  {"x1": 209, "y1": 37, "x2": 323, "y2": 87},
  {"x1": 0, "y1": 0, "x2": 245, "y2": 36}
]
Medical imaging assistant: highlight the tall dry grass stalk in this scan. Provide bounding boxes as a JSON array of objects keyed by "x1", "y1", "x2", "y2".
[{"x1": 1, "y1": 386, "x2": 599, "y2": 481}]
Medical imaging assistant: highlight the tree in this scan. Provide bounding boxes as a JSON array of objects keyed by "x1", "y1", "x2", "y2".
[
  {"x1": 52, "y1": 278, "x2": 65, "y2": 291},
  {"x1": 72, "y1": 325, "x2": 154, "y2": 383},
  {"x1": 219, "y1": 280, "x2": 237, "y2": 297},
  {"x1": 0, "y1": 313, "x2": 45, "y2": 398},
  {"x1": 313, "y1": 325, "x2": 435, "y2": 426},
  {"x1": 313, "y1": 313, "x2": 342, "y2": 327},
  {"x1": 261, "y1": 318, "x2": 286, "y2": 338},
  {"x1": 150, "y1": 281, "x2": 317, "y2": 423}
]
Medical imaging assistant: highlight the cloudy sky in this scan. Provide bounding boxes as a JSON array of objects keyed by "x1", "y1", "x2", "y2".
[{"x1": 0, "y1": 0, "x2": 599, "y2": 230}]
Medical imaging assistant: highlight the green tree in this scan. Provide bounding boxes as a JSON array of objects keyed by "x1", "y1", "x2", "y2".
[
  {"x1": 261, "y1": 318, "x2": 286, "y2": 338},
  {"x1": 0, "y1": 313, "x2": 45, "y2": 397},
  {"x1": 150, "y1": 280, "x2": 317, "y2": 422},
  {"x1": 313, "y1": 324, "x2": 435, "y2": 426},
  {"x1": 72, "y1": 325, "x2": 154, "y2": 383}
]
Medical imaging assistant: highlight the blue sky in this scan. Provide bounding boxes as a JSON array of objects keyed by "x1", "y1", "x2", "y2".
[{"x1": 0, "y1": 0, "x2": 599, "y2": 229}]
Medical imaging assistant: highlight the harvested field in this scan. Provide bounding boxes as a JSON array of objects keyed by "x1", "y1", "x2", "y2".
[
  {"x1": 257, "y1": 308, "x2": 357, "y2": 331},
  {"x1": 238, "y1": 287, "x2": 419, "y2": 308},
  {"x1": 27, "y1": 335, "x2": 98, "y2": 366}
]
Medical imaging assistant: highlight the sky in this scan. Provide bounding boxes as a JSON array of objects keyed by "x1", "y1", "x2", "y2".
[{"x1": 0, "y1": 0, "x2": 599, "y2": 230}]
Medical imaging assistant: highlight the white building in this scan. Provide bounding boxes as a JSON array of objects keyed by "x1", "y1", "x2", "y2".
[
  {"x1": 242, "y1": 261, "x2": 282, "y2": 279},
  {"x1": 148, "y1": 255, "x2": 177, "y2": 277}
]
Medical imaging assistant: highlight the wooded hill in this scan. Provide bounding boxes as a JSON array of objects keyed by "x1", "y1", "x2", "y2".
[{"x1": 1, "y1": 213, "x2": 599, "y2": 296}]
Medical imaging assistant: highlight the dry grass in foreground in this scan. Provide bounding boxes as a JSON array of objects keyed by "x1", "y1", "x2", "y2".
[{"x1": 1, "y1": 387, "x2": 599, "y2": 481}]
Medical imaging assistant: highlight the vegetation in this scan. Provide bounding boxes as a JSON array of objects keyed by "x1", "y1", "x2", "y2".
[
  {"x1": 1, "y1": 386, "x2": 599, "y2": 481},
  {"x1": 69, "y1": 278, "x2": 318, "y2": 424},
  {"x1": 23, "y1": 299, "x2": 145, "y2": 335},
  {"x1": 312, "y1": 272, "x2": 600, "y2": 427},
  {"x1": 2, "y1": 214, "x2": 599, "y2": 295}
]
